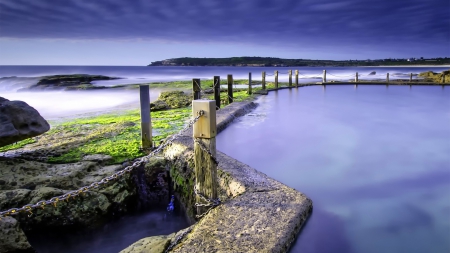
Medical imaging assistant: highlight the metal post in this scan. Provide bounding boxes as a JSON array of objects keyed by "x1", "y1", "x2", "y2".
[
  {"x1": 193, "y1": 79, "x2": 201, "y2": 100},
  {"x1": 295, "y1": 70, "x2": 299, "y2": 88},
  {"x1": 227, "y1": 74, "x2": 233, "y2": 104},
  {"x1": 288, "y1": 70, "x2": 292, "y2": 87},
  {"x1": 275, "y1": 70, "x2": 279, "y2": 89},
  {"x1": 192, "y1": 100, "x2": 217, "y2": 218},
  {"x1": 248, "y1": 72, "x2": 252, "y2": 95},
  {"x1": 262, "y1": 71, "x2": 266, "y2": 90},
  {"x1": 323, "y1": 70, "x2": 327, "y2": 83},
  {"x1": 139, "y1": 85, "x2": 152, "y2": 149},
  {"x1": 213, "y1": 76, "x2": 220, "y2": 109},
  {"x1": 355, "y1": 72, "x2": 358, "y2": 82}
]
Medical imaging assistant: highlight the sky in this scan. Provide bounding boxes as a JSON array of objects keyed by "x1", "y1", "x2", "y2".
[{"x1": 0, "y1": 0, "x2": 449, "y2": 66}]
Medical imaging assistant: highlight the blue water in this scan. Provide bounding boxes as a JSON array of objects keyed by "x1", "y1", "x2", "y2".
[
  {"x1": 1, "y1": 65, "x2": 447, "y2": 120},
  {"x1": 216, "y1": 85, "x2": 450, "y2": 253}
]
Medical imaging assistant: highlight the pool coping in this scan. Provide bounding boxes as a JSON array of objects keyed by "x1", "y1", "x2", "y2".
[{"x1": 161, "y1": 100, "x2": 313, "y2": 253}]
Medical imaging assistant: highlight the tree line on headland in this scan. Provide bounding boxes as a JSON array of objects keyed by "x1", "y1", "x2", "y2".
[{"x1": 148, "y1": 57, "x2": 450, "y2": 67}]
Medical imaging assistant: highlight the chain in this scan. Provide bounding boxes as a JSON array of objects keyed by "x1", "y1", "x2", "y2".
[
  {"x1": 165, "y1": 227, "x2": 193, "y2": 252},
  {"x1": 194, "y1": 186, "x2": 221, "y2": 219},
  {"x1": 0, "y1": 112, "x2": 205, "y2": 220},
  {"x1": 193, "y1": 138, "x2": 218, "y2": 165}
]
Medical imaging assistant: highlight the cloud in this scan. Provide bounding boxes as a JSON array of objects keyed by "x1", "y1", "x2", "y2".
[{"x1": 0, "y1": 0, "x2": 448, "y2": 54}]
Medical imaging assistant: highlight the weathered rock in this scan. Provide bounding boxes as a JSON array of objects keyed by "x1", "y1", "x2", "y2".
[
  {"x1": 82, "y1": 154, "x2": 113, "y2": 165},
  {"x1": 0, "y1": 97, "x2": 50, "y2": 147},
  {"x1": 0, "y1": 217, "x2": 35, "y2": 253},
  {"x1": 150, "y1": 100, "x2": 170, "y2": 111},
  {"x1": 368, "y1": 71, "x2": 376, "y2": 75},
  {"x1": 119, "y1": 235, "x2": 171, "y2": 253},
  {"x1": 158, "y1": 91, "x2": 191, "y2": 109}
]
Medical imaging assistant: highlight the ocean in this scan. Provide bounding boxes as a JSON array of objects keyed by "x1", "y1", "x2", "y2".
[{"x1": 0, "y1": 65, "x2": 448, "y2": 120}]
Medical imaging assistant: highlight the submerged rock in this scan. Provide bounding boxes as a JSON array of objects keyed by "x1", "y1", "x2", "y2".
[{"x1": 0, "y1": 97, "x2": 50, "y2": 147}]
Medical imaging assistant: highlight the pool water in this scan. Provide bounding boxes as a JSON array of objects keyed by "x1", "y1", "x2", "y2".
[{"x1": 216, "y1": 85, "x2": 450, "y2": 253}]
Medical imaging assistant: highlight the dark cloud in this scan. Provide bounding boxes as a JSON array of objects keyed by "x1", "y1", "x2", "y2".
[{"x1": 0, "y1": 0, "x2": 448, "y2": 54}]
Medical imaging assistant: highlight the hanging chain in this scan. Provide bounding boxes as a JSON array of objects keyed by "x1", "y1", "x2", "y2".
[{"x1": 0, "y1": 112, "x2": 205, "y2": 220}]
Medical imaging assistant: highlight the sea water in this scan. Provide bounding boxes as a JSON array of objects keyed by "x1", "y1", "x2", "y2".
[{"x1": 0, "y1": 65, "x2": 448, "y2": 120}]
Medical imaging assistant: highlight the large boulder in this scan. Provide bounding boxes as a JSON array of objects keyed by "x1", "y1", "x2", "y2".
[{"x1": 0, "y1": 97, "x2": 50, "y2": 147}]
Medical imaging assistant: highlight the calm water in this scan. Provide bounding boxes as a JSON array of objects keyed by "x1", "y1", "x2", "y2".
[
  {"x1": 1, "y1": 65, "x2": 448, "y2": 120},
  {"x1": 217, "y1": 85, "x2": 450, "y2": 253},
  {"x1": 27, "y1": 207, "x2": 188, "y2": 253}
]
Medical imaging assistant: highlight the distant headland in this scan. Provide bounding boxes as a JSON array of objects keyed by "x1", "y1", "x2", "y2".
[{"x1": 148, "y1": 57, "x2": 450, "y2": 67}]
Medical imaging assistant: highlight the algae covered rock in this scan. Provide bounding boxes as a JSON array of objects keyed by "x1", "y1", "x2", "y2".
[
  {"x1": 0, "y1": 97, "x2": 50, "y2": 147},
  {"x1": 0, "y1": 217, "x2": 35, "y2": 253},
  {"x1": 151, "y1": 91, "x2": 191, "y2": 111}
]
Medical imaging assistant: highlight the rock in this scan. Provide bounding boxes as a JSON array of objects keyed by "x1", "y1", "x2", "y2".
[
  {"x1": 150, "y1": 100, "x2": 170, "y2": 111},
  {"x1": 119, "y1": 235, "x2": 171, "y2": 253},
  {"x1": 368, "y1": 71, "x2": 376, "y2": 75},
  {"x1": 158, "y1": 91, "x2": 191, "y2": 109},
  {"x1": 0, "y1": 217, "x2": 35, "y2": 253},
  {"x1": 0, "y1": 97, "x2": 50, "y2": 147},
  {"x1": 254, "y1": 89, "x2": 268, "y2": 95},
  {"x1": 82, "y1": 154, "x2": 113, "y2": 165}
]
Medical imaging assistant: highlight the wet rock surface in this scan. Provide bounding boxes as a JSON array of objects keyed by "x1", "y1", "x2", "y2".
[{"x1": 0, "y1": 97, "x2": 50, "y2": 147}]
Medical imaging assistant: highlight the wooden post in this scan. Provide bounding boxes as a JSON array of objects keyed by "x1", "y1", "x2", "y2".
[
  {"x1": 410, "y1": 73, "x2": 413, "y2": 82},
  {"x1": 192, "y1": 100, "x2": 217, "y2": 218},
  {"x1": 323, "y1": 70, "x2": 327, "y2": 83},
  {"x1": 355, "y1": 72, "x2": 359, "y2": 82},
  {"x1": 275, "y1": 70, "x2": 279, "y2": 89},
  {"x1": 288, "y1": 70, "x2": 292, "y2": 87},
  {"x1": 193, "y1": 78, "x2": 201, "y2": 100},
  {"x1": 139, "y1": 85, "x2": 152, "y2": 149},
  {"x1": 213, "y1": 76, "x2": 220, "y2": 109},
  {"x1": 248, "y1": 72, "x2": 252, "y2": 95},
  {"x1": 262, "y1": 71, "x2": 266, "y2": 90},
  {"x1": 443, "y1": 75, "x2": 446, "y2": 83},
  {"x1": 295, "y1": 70, "x2": 299, "y2": 88},
  {"x1": 227, "y1": 74, "x2": 233, "y2": 104},
  {"x1": 386, "y1": 73, "x2": 390, "y2": 84}
]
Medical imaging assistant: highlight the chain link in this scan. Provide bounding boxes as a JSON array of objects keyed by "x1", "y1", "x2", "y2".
[{"x1": 0, "y1": 113, "x2": 204, "y2": 220}]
